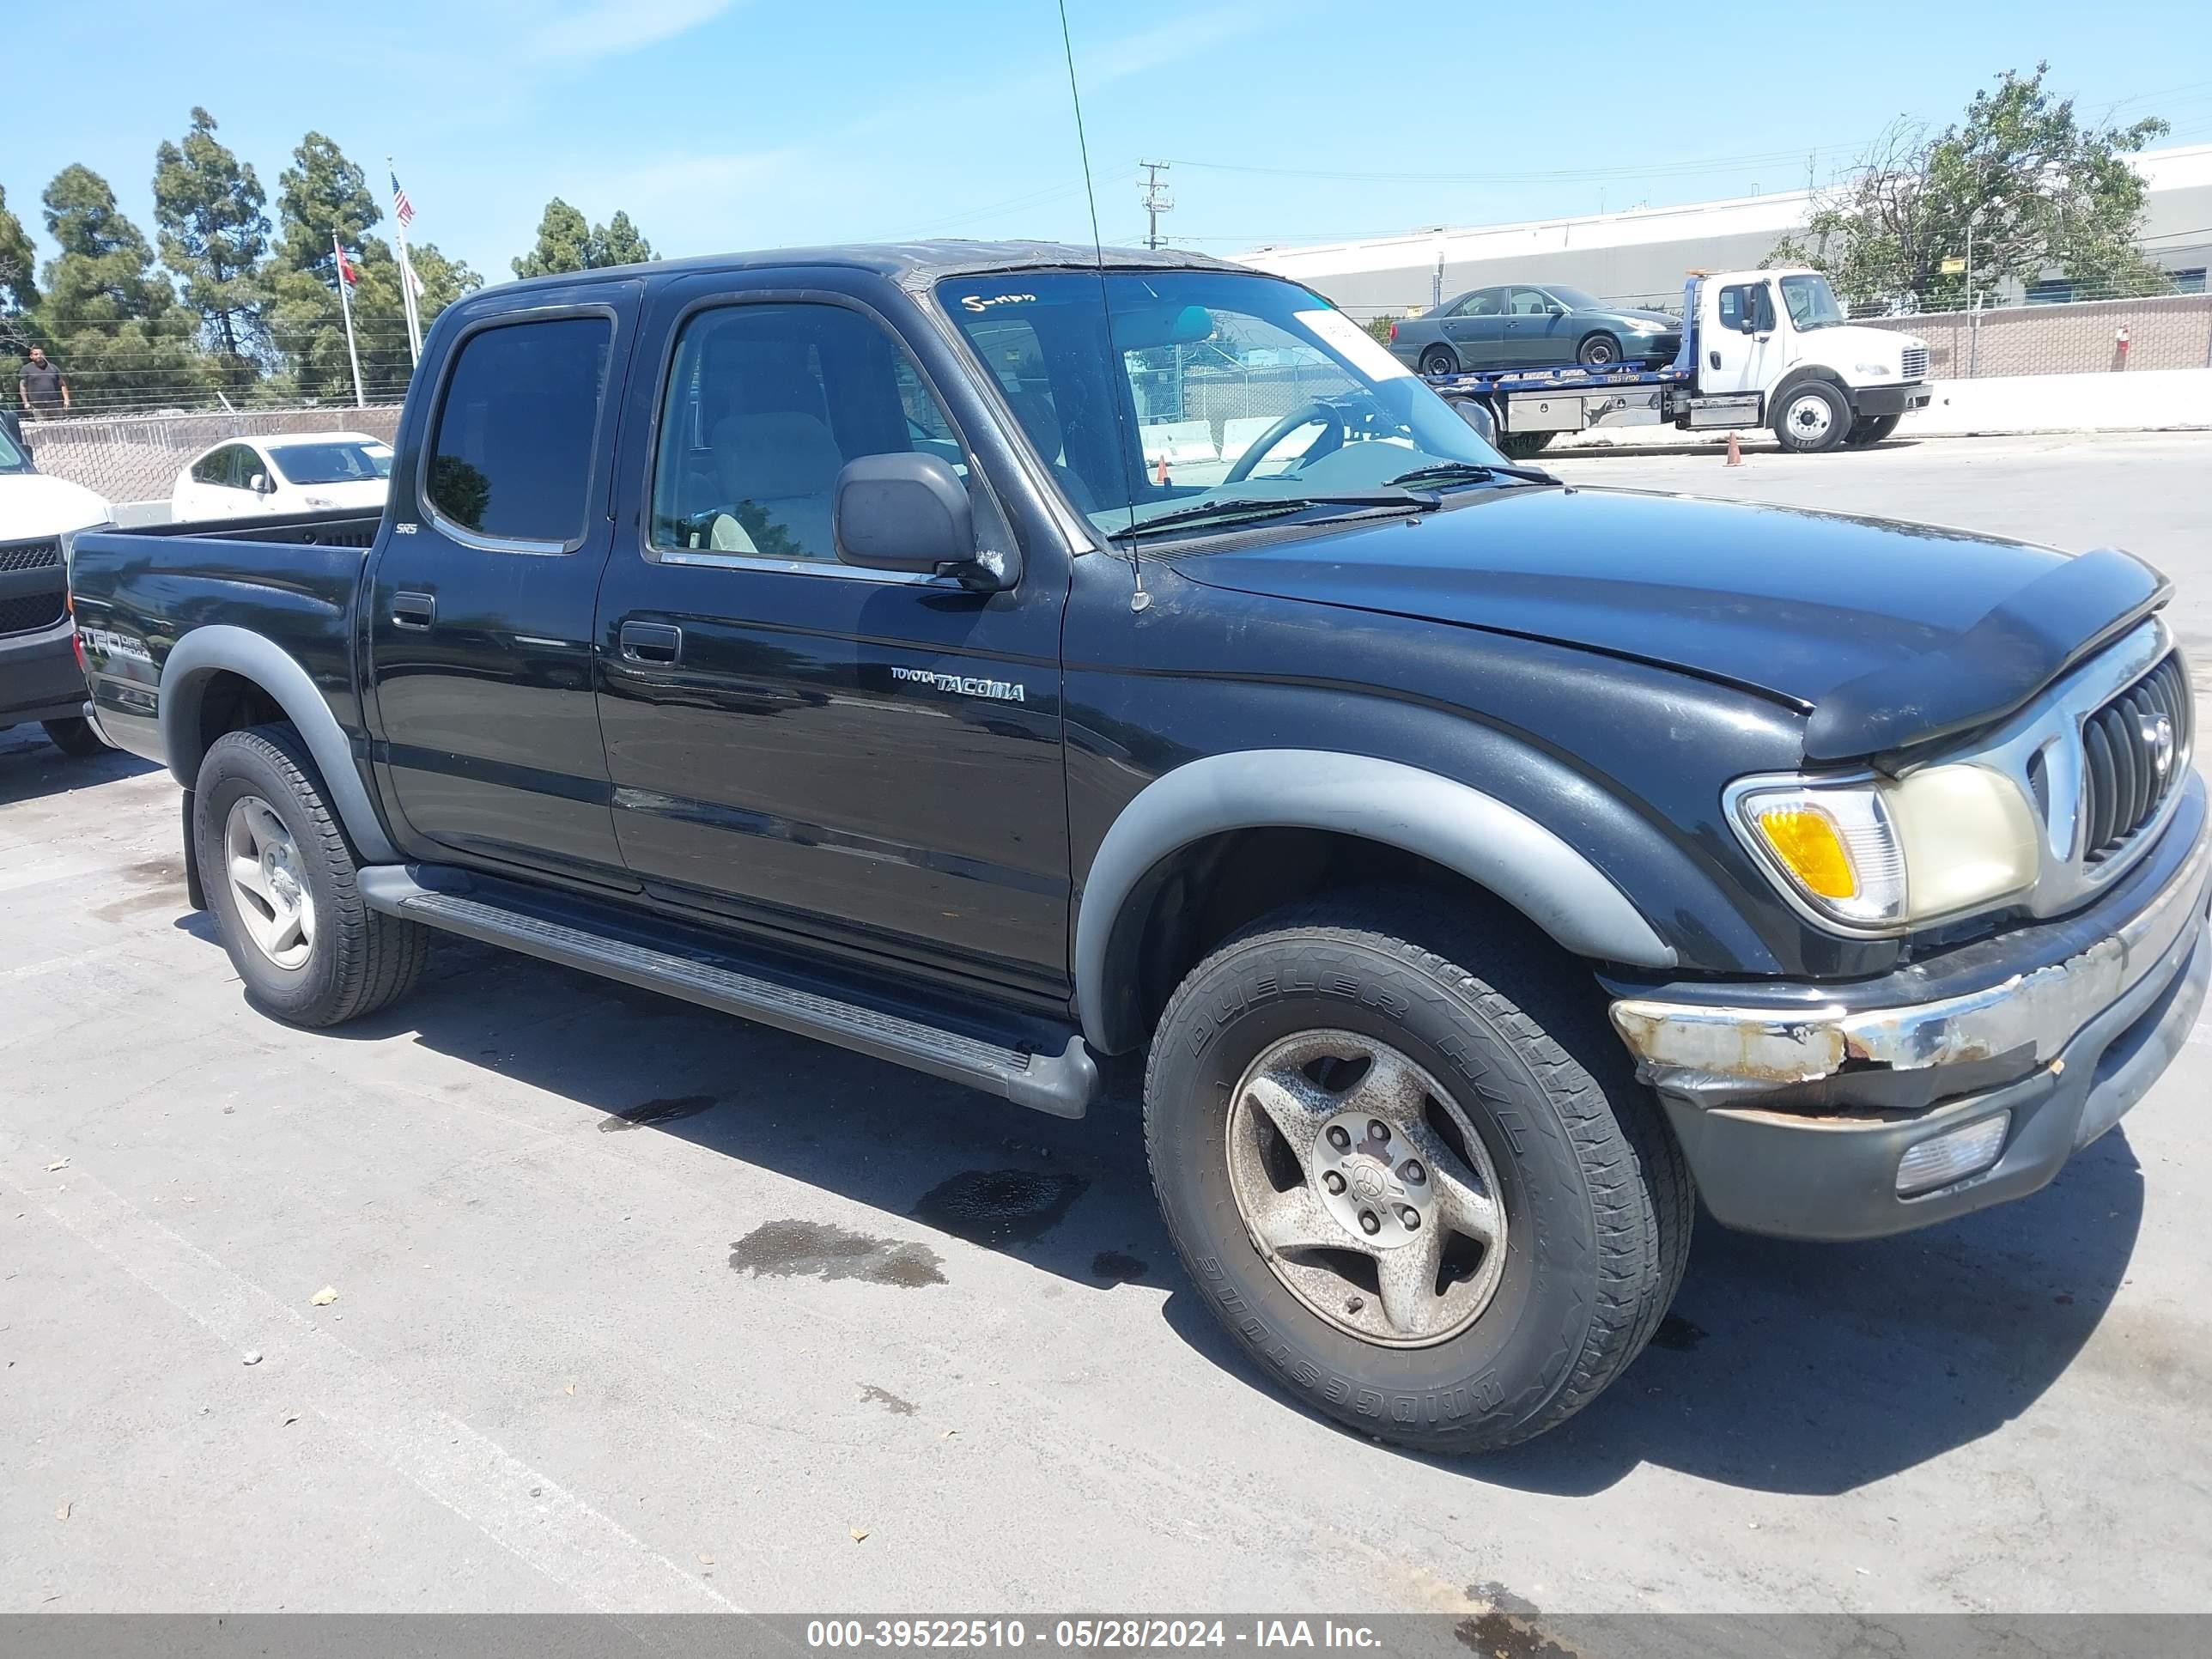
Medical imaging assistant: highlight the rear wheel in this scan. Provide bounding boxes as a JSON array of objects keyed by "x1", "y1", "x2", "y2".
[
  {"x1": 42, "y1": 716, "x2": 105, "y2": 758},
  {"x1": 1143, "y1": 896, "x2": 1691, "y2": 1453},
  {"x1": 1419, "y1": 347, "x2": 1459, "y2": 378},
  {"x1": 193, "y1": 725, "x2": 428, "y2": 1027},
  {"x1": 1773, "y1": 380, "x2": 1850, "y2": 453},
  {"x1": 1577, "y1": 333, "x2": 1620, "y2": 368},
  {"x1": 1844, "y1": 412, "x2": 1903, "y2": 448}
]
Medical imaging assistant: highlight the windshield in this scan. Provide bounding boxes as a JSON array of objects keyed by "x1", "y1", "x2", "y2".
[
  {"x1": 1778, "y1": 274, "x2": 1846, "y2": 331},
  {"x1": 1544, "y1": 285, "x2": 1603, "y2": 311},
  {"x1": 937, "y1": 270, "x2": 1516, "y2": 540},
  {"x1": 268, "y1": 440, "x2": 393, "y2": 486}
]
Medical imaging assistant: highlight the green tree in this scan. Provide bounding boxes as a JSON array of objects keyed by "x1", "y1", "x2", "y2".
[
  {"x1": 152, "y1": 107, "x2": 270, "y2": 393},
  {"x1": 1770, "y1": 64, "x2": 2171, "y2": 310},
  {"x1": 1, "y1": 183, "x2": 39, "y2": 391},
  {"x1": 513, "y1": 198, "x2": 656, "y2": 277},
  {"x1": 590, "y1": 210, "x2": 655, "y2": 269},
  {"x1": 513, "y1": 198, "x2": 592, "y2": 278},
  {"x1": 35, "y1": 163, "x2": 204, "y2": 411},
  {"x1": 264, "y1": 132, "x2": 478, "y2": 402}
]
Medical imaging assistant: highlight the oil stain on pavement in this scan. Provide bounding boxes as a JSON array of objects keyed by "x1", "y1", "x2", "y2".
[
  {"x1": 600, "y1": 1094, "x2": 721, "y2": 1133},
  {"x1": 728, "y1": 1219, "x2": 945, "y2": 1287},
  {"x1": 912, "y1": 1169, "x2": 1088, "y2": 1249}
]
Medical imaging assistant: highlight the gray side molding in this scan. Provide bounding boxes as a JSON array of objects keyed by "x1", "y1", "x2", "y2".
[
  {"x1": 160, "y1": 624, "x2": 399, "y2": 864},
  {"x1": 1073, "y1": 749, "x2": 1676, "y2": 1052}
]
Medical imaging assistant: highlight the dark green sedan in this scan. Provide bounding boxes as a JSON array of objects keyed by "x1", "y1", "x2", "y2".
[{"x1": 1388, "y1": 283, "x2": 1681, "y2": 374}]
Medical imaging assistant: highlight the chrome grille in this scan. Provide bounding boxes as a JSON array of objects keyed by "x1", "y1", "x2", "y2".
[
  {"x1": 1899, "y1": 346, "x2": 1929, "y2": 382},
  {"x1": 0, "y1": 591, "x2": 67, "y2": 636},
  {"x1": 0, "y1": 538, "x2": 61, "y2": 574},
  {"x1": 2080, "y1": 653, "x2": 2193, "y2": 863}
]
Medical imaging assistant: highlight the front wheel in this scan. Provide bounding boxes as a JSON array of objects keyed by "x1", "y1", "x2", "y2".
[
  {"x1": 42, "y1": 716, "x2": 106, "y2": 758},
  {"x1": 1419, "y1": 347, "x2": 1459, "y2": 378},
  {"x1": 1772, "y1": 381, "x2": 1850, "y2": 453},
  {"x1": 1577, "y1": 333, "x2": 1620, "y2": 367},
  {"x1": 193, "y1": 725, "x2": 428, "y2": 1027},
  {"x1": 1498, "y1": 430, "x2": 1556, "y2": 459},
  {"x1": 1143, "y1": 898, "x2": 1691, "y2": 1453}
]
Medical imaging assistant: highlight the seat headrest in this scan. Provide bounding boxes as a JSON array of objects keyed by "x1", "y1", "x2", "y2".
[{"x1": 710, "y1": 412, "x2": 845, "y2": 501}]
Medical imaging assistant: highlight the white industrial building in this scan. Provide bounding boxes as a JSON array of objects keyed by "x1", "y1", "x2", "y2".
[{"x1": 1239, "y1": 143, "x2": 2212, "y2": 318}]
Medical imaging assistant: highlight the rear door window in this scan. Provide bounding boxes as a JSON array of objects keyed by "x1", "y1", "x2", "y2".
[{"x1": 425, "y1": 315, "x2": 613, "y2": 547}]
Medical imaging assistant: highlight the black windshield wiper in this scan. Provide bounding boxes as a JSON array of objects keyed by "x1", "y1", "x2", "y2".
[
  {"x1": 1385, "y1": 460, "x2": 1559, "y2": 489},
  {"x1": 1115, "y1": 489, "x2": 1439, "y2": 541}
]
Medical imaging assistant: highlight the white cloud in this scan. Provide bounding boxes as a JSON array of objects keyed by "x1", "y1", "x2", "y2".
[{"x1": 536, "y1": 0, "x2": 742, "y2": 59}]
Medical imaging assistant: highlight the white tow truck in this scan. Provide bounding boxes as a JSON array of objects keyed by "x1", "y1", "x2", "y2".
[{"x1": 1425, "y1": 266, "x2": 1932, "y2": 455}]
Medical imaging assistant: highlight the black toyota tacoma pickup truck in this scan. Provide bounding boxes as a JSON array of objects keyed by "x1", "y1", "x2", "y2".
[{"x1": 65, "y1": 244, "x2": 2208, "y2": 1452}]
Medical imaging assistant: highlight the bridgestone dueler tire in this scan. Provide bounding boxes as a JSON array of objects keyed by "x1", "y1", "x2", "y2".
[
  {"x1": 193, "y1": 725, "x2": 428, "y2": 1028},
  {"x1": 1144, "y1": 896, "x2": 1691, "y2": 1453}
]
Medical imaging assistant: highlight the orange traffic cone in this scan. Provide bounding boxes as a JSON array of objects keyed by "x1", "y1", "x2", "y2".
[
  {"x1": 1724, "y1": 432, "x2": 1743, "y2": 467},
  {"x1": 1156, "y1": 453, "x2": 1170, "y2": 485}
]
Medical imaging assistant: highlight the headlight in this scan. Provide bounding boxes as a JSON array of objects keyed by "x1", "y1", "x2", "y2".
[
  {"x1": 1731, "y1": 765, "x2": 2040, "y2": 933},
  {"x1": 1853, "y1": 362, "x2": 1893, "y2": 376},
  {"x1": 303, "y1": 495, "x2": 338, "y2": 509},
  {"x1": 1626, "y1": 319, "x2": 1673, "y2": 332}
]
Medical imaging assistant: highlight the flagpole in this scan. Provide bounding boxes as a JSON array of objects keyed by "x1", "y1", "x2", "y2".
[
  {"x1": 335, "y1": 233, "x2": 366, "y2": 409},
  {"x1": 389, "y1": 155, "x2": 423, "y2": 365}
]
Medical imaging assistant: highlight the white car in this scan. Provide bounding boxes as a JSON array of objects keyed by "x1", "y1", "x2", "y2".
[
  {"x1": 170, "y1": 431, "x2": 393, "y2": 522},
  {"x1": 2, "y1": 424, "x2": 114, "y2": 756}
]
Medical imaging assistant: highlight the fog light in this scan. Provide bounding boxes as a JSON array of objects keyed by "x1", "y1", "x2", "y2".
[{"x1": 1895, "y1": 1112, "x2": 2009, "y2": 1197}]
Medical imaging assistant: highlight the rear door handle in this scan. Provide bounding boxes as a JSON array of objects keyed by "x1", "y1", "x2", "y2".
[
  {"x1": 619, "y1": 621, "x2": 683, "y2": 664},
  {"x1": 392, "y1": 591, "x2": 435, "y2": 629}
]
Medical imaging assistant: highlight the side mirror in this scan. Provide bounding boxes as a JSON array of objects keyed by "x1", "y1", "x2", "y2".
[
  {"x1": 249, "y1": 471, "x2": 272, "y2": 493},
  {"x1": 1547, "y1": 302, "x2": 1568, "y2": 318},
  {"x1": 1737, "y1": 316, "x2": 1760, "y2": 335},
  {"x1": 834, "y1": 452, "x2": 981, "y2": 578},
  {"x1": 1446, "y1": 398, "x2": 1498, "y2": 447}
]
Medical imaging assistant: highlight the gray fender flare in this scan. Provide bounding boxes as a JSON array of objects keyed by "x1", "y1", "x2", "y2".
[
  {"x1": 160, "y1": 624, "x2": 399, "y2": 864},
  {"x1": 1073, "y1": 750, "x2": 1676, "y2": 1053}
]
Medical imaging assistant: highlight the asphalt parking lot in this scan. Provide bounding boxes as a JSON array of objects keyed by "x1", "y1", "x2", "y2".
[{"x1": 4, "y1": 432, "x2": 2209, "y2": 1620}]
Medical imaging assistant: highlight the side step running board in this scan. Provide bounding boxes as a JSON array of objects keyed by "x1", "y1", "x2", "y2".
[{"x1": 357, "y1": 867, "x2": 1098, "y2": 1119}]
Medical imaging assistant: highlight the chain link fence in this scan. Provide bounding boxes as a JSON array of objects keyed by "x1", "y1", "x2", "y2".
[{"x1": 15, "y1": 404, "x2": 403, "y2": 508}]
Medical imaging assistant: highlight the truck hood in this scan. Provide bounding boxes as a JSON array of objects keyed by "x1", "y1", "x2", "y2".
[
  {"x1": 0, "y1": 472, "x2": 114, "y2": 539},
  {"x1": 1166, "y1": 486, "x2": 2166, "y2": 760}
]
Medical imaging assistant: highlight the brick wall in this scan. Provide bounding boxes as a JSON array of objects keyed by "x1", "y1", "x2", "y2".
[{"x1": 1855, "y1": 293, "x2": 2212, "y2": 377}]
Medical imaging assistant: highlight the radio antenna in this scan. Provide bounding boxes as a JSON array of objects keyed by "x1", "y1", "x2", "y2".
[{"x1": 1055, "y1": 0, "x2": 1147, "y2": 609}]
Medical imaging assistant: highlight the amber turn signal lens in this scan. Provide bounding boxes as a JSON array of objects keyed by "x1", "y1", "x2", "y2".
[{"x1": 1755, "y1": 807, "x2": 1857, "y2": 900}]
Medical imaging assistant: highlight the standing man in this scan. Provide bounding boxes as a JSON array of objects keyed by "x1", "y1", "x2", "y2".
[{"x1": 17, "y1": 347, "x2": 69, "y2": 419}]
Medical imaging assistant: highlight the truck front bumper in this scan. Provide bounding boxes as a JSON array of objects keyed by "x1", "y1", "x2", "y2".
[
  {"x1": 1608, "y1": 778, "x2": 2211, "y2": 1239},
  {"x1": 1855, "y1": 382, "x2": 1933, "y2": 417}
]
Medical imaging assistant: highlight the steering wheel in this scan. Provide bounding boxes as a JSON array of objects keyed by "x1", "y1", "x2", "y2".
[{"x1": 1221, "y1": 400, "x2": 1344, "y2": 484}]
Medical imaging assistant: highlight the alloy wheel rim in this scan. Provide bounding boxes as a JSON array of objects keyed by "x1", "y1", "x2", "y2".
[
  {"x1": 1224, "y1": 1029, "x2": 1509, "y2": 1347},
  {"x1": 223, "y1": 795, "x2": 316, "y2": 970}
]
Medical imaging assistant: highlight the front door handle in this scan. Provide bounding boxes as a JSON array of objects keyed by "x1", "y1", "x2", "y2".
[
  {"x1": 619, "y1": 621, "x2": 683, "y2": 664},
  {"x1": 392, "y1": 591, "x2": 435, "y2": 629}
]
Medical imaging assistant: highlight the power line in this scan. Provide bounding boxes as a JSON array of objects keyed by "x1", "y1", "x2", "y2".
[{"x1": 1139, "y1": 161, "x2": 1173, "y2": 251}]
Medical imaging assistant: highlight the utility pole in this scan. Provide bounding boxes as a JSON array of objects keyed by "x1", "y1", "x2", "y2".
[{"x1": 1139, "y1": 161, "x2": 1173, "y2": 250}]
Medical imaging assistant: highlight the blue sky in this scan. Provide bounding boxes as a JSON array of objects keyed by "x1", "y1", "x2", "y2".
[{"x1": 9, "y1": 0, "x2": 2212, "y2": 289}]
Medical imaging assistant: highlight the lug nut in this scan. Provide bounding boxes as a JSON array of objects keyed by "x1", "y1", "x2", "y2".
[
  {"x1": 1358, "y1": 1210, "x2": 1381, "y2": 1236},
  {"x1": 1345, "y1": 1295, "x2": 1364, "y2": 1314},
  {"x1": 1401, "y1": 1160, "x2": 1425, "y2": 1184},
  {"x1": 1322, "y1": 1170, "x2": 1346, "y2": 1194},
  {"x1": 1368, "y1": 1120, "x2": 1390, "y2": 1142},
  {"x1": 1400, "y1": 1207, "x2": 1421, "y2": 1230},
  {"x1": 1326, "y1": 1125, "x2": 1352, "y2": 1151}
]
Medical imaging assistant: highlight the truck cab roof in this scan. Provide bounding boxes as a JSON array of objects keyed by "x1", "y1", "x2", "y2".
[{"x1": 489, "y1": 240, "x2": 1249, "y2": 306}]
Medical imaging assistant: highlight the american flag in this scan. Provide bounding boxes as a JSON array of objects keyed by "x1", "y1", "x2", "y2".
[{"x1": 390, "y1": 170, "x2": 415, "y2": 229}]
